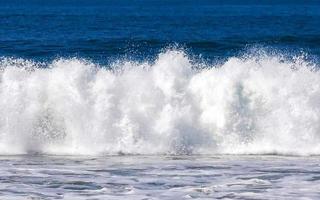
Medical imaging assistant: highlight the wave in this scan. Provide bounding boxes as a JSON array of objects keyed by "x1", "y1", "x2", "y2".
[{"x1": 0, "y1": 50, "x2": 319, "y2": 156}]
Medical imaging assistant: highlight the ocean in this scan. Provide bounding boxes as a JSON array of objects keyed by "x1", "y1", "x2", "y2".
[{"x1": 0, "y1": 0, "x2": 320, "y2": 199}]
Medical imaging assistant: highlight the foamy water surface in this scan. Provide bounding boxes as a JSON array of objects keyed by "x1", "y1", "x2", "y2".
[{"x1": 0, "y1": 155, "x2": 319, "y2": 199}]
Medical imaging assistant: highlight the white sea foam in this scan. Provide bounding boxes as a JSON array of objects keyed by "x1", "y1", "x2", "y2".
[{"x1": 0, "y1": 50, "x2": 319, "y2": 155}]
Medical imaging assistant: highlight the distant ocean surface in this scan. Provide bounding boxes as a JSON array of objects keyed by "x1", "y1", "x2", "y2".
[
  {"x1": 1, "y1": 0, "x2": 320, "y2": 199},
  {"x1": 1, "y1": 0, "x2": 320, "y2": 62}
]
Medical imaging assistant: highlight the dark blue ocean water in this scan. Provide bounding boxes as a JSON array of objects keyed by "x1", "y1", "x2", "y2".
[{"x1": 1, "y1": 0, "x2": 320, "y2": 63}]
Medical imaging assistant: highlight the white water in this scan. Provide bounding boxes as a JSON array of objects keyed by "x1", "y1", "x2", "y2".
[
  {"x1": 1, "y1": 155, "x2": 319, "y2": 200},
  {"x1": 0, "y1": 50, "x2": 319, "y2": 155}
]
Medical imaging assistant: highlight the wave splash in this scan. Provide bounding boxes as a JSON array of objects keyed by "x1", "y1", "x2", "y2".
[{"x1": 0, "y1": 50, "x2": 319, "y2": 156}]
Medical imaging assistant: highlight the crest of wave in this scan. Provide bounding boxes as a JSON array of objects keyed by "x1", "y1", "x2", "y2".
[{"x1": 0, "y1": 50, "x2": 319, "y2": 155}]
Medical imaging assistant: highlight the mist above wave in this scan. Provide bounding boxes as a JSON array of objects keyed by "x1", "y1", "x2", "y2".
[{"x1": 0, "y1": 50, "x2": 319, "y2": 156}]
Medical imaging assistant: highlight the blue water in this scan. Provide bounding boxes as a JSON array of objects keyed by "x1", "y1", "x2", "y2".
[
  {"x1": 1, "y1": 1, "x2": 320, "y2": 199},
  {"x1": 1, "y1": 0, "x2": 320, "y2": 62}
]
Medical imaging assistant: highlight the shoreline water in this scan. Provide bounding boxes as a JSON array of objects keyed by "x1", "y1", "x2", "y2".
[{"x1": 0, "y1": 155, "x2": 318, "y2": 199}]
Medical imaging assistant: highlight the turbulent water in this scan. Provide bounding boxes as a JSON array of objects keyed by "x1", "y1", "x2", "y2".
[
  {"x1": 1, "y1": 0, "x2": 320, "y2": 199},
  {"x1": 1, "y1": 155, "x2": 320, "y2": 199},
  {"x1": 0, "y1": 50, "x2": 320, "y2": 156}
]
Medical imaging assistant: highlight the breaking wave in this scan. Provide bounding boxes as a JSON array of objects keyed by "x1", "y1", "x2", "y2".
[{"x1": 0, "y1": 50, "x2": 319, "y2": 156}]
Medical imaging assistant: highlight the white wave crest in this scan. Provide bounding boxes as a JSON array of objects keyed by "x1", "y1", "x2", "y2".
[{"x1": 0, "y1": 50, "x2": 319, "y2": 155}]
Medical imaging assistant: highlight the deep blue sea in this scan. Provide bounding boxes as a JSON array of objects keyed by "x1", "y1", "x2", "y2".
[
  {"x1": 1, "y1": 0, "x2": 320, "y2": 62},
  {"x1": 1, "y1": 0, "x2": 320, "y2": 199}
]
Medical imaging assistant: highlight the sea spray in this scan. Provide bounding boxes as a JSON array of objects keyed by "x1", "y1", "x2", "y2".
[{"x1": 0, "y1": 50, "x2": 319, "y2": 155}]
